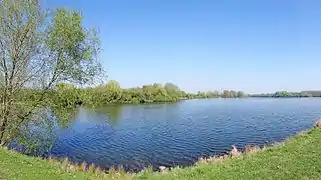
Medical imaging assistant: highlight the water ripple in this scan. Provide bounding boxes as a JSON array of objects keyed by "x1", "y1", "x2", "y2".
[{"x1": 49, "y1": 98, "x2": 321, "y2": 171}]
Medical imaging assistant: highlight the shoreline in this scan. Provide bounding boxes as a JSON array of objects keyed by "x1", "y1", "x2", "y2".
[{"x1": 1, "y1": 121, "x2": 321, "y2": 179}]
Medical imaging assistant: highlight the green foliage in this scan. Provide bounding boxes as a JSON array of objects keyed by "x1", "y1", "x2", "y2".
[
  {"x1": 251, "y1": 91, "x2": 321, "y2": 98},
  {"x1": 0, "y1": 0, "x2": 102, "y2": 145},
  {"x1": 53, "y1": 83, "x2": 81, "y2": 108},
  {"x1": 45, "y1": 8, "x2": 102, "y2": 84},
  {"x1": 221, "y1": 90, "x2": 246, "y2": 98},
  {"x1": 104, "y1": 80, "x2": 122, "y2": 103},
  {"x1": 237, "y1": 91, "x2": 245, "y2": 98},
  {"x1": 50, "y1": 81, "x2": 247, "y2": 107}
]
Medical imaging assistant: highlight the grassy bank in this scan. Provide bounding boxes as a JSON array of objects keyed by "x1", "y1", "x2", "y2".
[
  {"x1": 0, "y1": 148, "x2": 133, "y2": 180},
  {"x1": 1, "y1": 127, "x2": 321, "y2": 180},
  {"x1": 0, "y1": 149, "x2": 101, "y2": 180}
]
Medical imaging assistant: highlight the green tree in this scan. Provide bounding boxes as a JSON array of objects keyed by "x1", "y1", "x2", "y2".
[
  {"x1": 0, "y1": 0, "x2": 102, "y2": 145},
  {"x1": 142, "y1": 85, "x2": 155, "y2": 101},
  {"x1": 164, "y1": 83, "x2": 179, "y2": 93},
  {"x1": 164, "y1": 83, "x2": 181, "y2": 100},
  {"x1": 237, "y1": 91, "x2": 245, "y2": 98},
  {"x1": 104, "y1": 80, "x2": 122, "y2": 103},
  {"x1": 230, "y1": 91, "x2": 237, "y2": 98},
  {"x1": 53, "y1": 83, "x2": 81, "y2": 108},
  {"x1": 222, "y1": 90, "x2": 230, "y2": 98}
]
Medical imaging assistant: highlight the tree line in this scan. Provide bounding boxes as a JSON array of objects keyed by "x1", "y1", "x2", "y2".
[
  {"x1": 51, "y1": 81, "x2": 248, "y2": 108},
  {"x1": 250, "y1": 91, "x2": 321, "y2": 98}
]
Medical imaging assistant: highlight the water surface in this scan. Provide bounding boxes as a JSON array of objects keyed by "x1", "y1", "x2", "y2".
[{"x1": 49, "y1": 98, "x2": 321, "y2": 171}]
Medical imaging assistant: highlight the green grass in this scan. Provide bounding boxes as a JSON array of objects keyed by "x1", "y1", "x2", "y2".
[
  {"x1": 0, "y1": 148, "x2": 132, "y2": 180},
  {"x1": 1, "y1": 127, "x2": 321, "y2": 180}
]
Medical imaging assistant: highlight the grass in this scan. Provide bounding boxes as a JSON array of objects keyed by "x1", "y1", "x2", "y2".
[
  {"x1": 1, "y1": 127, "x2": 321, "y2": 180},
  {"x1": 0, "y1": 148, "x2": 132, "y2": 180}
]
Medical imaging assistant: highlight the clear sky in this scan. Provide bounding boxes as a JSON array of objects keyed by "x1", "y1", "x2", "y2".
[{"x1": 43, "y1": 0, "x2": 321, "y2": 93}]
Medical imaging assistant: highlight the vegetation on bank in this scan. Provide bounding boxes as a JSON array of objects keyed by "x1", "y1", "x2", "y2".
[
  {"x1": 251, "y1": 90, "x2": 321, "y2": 98},
  {"x1": 51, "y1": 81, "x2": 247, "y2": 108},
  {"x1": 51, "y1": 82, "x2": 321, "y2": 109},
  {"x1": 1, "y1": 125, "x2": 321, "y2": 179}
]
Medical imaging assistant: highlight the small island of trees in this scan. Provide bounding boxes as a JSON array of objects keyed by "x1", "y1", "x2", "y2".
[{"x1": 51, "y1": 81, "x2": 248, "y2": 108}]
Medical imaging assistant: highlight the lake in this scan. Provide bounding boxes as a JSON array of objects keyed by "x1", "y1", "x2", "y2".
[{"x1": 47, "y1": 98, "x2": 321, "y2": 171}]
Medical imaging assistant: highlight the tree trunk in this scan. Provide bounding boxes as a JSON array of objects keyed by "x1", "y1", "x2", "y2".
[
  {"x1": 0, "y1": 94, "x2": 11, "y2": 146},
  {"x1": 0, "y1": 103, "x2": 10, "y2": 146},
  {"x1": 0, "y1": 95, "x2": 7, "y2": 146},
  {"x1": 0, "y1": 118, "x2": 7, "y2": 146}
]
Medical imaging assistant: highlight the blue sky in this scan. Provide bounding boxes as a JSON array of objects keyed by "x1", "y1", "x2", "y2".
[{"x1": 43, "y1": 0, "x2": 321, "y2": 93}]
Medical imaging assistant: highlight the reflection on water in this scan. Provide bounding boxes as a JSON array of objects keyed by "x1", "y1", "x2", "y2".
[
  {"x1": 52, "y1": 107, "x2": 78, "y2": 128},
  {"x1": 95, "y1": 105, "x2": 123, "y2": 126},
  {"x1": 10, "y1": 108, "x2": 59, "y2": 156},
  {"x1": 18, "y1": 99, "x2": 321, "y2": 172},
  {"x1": 10, "y1": 107, "x2": 79, "y2": 156}
]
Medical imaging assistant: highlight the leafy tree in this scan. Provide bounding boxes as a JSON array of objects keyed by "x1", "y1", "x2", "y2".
[
  {"x1": 53, "y1": 83, "x2": 81, "y2": 108},
  {"x1": 230, "y1": 91, "x2": 237, "y2": 98},
  {"x1": 104, "y1": 80, "x2": 122, "y2": 103},
  {"x1": 213, "y1": 91, "x2": 220, "y2": 97},
  {"x1": 164, "y1": 83, "x2": 179, "y2": 92},
  {"x1": 0, "y1": 0, "x2": 102, "y2": 145},
  {"x1": 237, "y1": 91, "x2": 245, "y2": 98},
  {"x1": 222, "y1": 90, "x2": 230, "y2": 98}
]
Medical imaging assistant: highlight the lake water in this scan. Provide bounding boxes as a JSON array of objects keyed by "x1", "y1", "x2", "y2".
[{"x1": 48, "y1": 98, "x2": 321, "y2": 171}]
